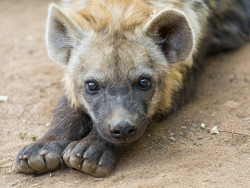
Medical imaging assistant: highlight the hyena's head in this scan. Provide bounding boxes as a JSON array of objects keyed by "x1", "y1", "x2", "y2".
[{"x1": 46, "y1": 1, "x2": 193, "y2": 145}]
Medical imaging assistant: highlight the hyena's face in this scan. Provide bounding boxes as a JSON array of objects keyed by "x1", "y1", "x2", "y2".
[
  {"x1": 46, "y1": 4, "x2": 193, "y2": 144},
  {"x1": 68, "y1": 33, "x2": 168, "y2": 144}
]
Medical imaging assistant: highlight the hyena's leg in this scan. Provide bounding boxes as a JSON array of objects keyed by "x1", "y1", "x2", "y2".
[
  {"x1": 63, "y1": 129, "x2": 116, "y2": 177},
  {"x1": 15, "y1": 97, "x2": 92, "y2": 174}
]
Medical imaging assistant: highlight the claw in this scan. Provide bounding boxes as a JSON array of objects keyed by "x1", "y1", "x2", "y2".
[
  {"x1": 40, "y1": 150, "x2": 48, "y2": 156},
  {"x1": 98, "y1": 161, "x2": 103, "y2": 167},
  {"x1": 76, "y1": 153, "x2": 81, "y2": 158},
  {"x1": 23, "y1": 155, "x2": 28, "y2": 160},
  {"x1": 19, "y1": 156, "x2": 23, "y2": 160}
]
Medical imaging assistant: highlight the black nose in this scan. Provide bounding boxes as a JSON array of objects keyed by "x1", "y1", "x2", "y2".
[{"x1": 109, "y1": 122, "x2": 137, "y2": 139}]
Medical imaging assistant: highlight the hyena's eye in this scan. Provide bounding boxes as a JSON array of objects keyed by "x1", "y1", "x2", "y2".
[
  {"x1": 137, "y1": 77, "x2": 151, "y2": 91},
  {"x1": 85, "y1": 81, "x2": 100, "y2": 94}
]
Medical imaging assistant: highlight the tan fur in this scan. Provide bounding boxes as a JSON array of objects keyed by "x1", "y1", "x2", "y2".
[
  {"x1": 63, "y1": 70, "x2": 80, "y2": 108},
  {"x1": 78, "y1": 0, "x2": 152, "y2": 32}
]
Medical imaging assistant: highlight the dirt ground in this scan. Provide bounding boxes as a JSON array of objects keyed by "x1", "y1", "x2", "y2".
[{"x1": 0, "y1": 0, "x2": 249, "y2": 187}]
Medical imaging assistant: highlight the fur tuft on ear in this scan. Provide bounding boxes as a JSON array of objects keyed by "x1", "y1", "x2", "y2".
[
  {"x1": 144, "y1": 9, "x2": 193, "y2": 64},
  {"x1": 46, "y1": 4, "x2": 83, "y2": 65}
]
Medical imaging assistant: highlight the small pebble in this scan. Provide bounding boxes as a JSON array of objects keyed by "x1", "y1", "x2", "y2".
[
  {"x1": 0, "y1": 96, "x2": 8, "y2": 102},
  {"x1": 200, "y1": 123, "x2": 206, "y2": 129},
  {"x1": 169, "y1": 137, "x2": 176, "y2": 141},
  {"x1": 210, "y1": 126, "x2": 219, "y2": 134}
]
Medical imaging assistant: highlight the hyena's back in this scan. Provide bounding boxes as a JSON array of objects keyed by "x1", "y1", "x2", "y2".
[{"x1": 206, "y1": 0, "x2": 250, "y2": 52}]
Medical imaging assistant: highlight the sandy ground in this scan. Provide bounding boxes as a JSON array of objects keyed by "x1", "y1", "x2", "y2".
[{"x1": 0, "y1": 0, "x2": 249, "y2": 187}]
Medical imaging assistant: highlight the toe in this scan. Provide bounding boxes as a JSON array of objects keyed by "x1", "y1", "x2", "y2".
[
  {"x1": 63, "y1": 152, "x2": 73, "y2": 168},
  {"x1": 94, "y1": 166, "x2": 109, "y2": 177},
  {"x1": 64, "y1": 148, "x2": 85, "y2": 170},
  {"x1": 93, "y1": 151, "x2": 115, "y2": 177},
  {"x1": 16, "y1": 159, "x2": 35, "y2": 174},
  {"x1": 69, "y1": 154, "x2": 83, "y2": 170},
  {"x1": 45, "y1": 153, "x2": 60, "y2": 170},
  {"x1": 63, "y1": 141, "x2": 85, "y2": 169},
  {"x1": 82, "y1": 159, "x2": 96, "y2": 174},
  {"x1": 28, "y1": 155, "x2": 45, "y2": 171},
  {"x1": 81, "y1": 145, "x2": 101, "y2": 174}
]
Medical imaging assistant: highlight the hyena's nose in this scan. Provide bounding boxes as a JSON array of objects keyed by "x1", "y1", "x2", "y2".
[{"x1": 109, "y1": 121, "x2": 137, "y2": 139}]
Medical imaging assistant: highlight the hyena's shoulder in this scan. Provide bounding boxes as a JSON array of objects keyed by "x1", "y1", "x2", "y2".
[{"x1": 146, "y1": 0, "x2": 250, "y2": 53}]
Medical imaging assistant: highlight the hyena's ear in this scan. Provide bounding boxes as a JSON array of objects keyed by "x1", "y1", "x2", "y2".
[
  {"x1": 144, "y1": 9, "x2": 193, "y2": 63},
  {"x1": 46, "y1": 4, "x2": 83, "y2": 65}
]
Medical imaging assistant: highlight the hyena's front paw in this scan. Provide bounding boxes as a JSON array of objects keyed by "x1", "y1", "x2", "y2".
[
  {"x1": 63, "y1": 140, "x2": 116, "y2": 177},
  {"x1": 16, "y1": 141, "x2": 69, "y2": 174}
]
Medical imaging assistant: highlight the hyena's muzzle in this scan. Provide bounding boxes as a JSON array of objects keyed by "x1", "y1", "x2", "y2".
[{"x1": 90, "y1": 85, "x2": 151, "y2": 145}]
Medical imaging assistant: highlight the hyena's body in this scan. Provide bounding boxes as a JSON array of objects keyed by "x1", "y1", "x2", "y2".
[{"x1": 16, "y1": 0, "x2": 250, "y2": 177}]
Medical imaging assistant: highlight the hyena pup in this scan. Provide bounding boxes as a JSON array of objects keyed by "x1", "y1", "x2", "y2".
[{"x1": 16, "y1": 0, "x2": 250, "y2": 177}]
